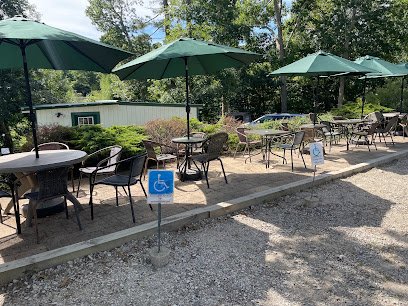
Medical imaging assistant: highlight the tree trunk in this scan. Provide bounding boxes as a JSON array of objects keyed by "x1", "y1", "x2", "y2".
[
  {"x1": 185, "y1": 0, "x2": 192, "y2": 37},
  {"x1": 338, "y1": 77, "x2": 345, "y2": 107},
  {"x1": 338, "y1": 7, "x2": 356, "y2": 107},
  {"x1": 273, "y1": 0, "x2": 288, "y2": 112},
  {"x1": 163, "y1": 0, "x2": 170, "y2": 38}
]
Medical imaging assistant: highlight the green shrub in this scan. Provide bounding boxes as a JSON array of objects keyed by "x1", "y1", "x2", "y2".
[
  {"x1": 331, "y1": 99, "x2": 393, "y2": 119},
  {"x1": 21, "y1": 124, "x2": 76, "y2": 151},
  {"x1": 106, "y1": 125, "x2": 147, "y2": 157},
  {"x1": 145, "y1": 117, "x2": 186, "y2": 147}
]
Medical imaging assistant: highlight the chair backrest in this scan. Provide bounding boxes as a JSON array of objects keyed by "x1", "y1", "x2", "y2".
[
  {"x1": 142, "y1": 140, "x2": 157, "y2": 159},
  {"x1": 309, "y1": 113, "x2": 317, "y2": 123},
  {"x1": 190, "y1": 132, "x2": 206, "y2": 139},
  {"x1": 107, "y1": 146, "x2": 122, "y2": 166},
  {"x1": 366, "y1": 122, "x2": 380, "y2": 135},
  {"x1": 383, "y1": 116, "x2": 398, "y2": 132},
  {"x1": 292, "y1": 131, "x2": 305, "y2": 146},
  {"x1": 366, "y1": 111, "x2": 383, "y2": 123},
  {"x1": 236, "y1": 127, "x2": 248, "y2": 143},
  {"x1": 205, "y1": 132, "x2": 228, "y2": 160},
  {"x1": 128, "y1": 153, "x2": 147, "y2": 179},
  {"x1": 36, "y1": 167, "x2": 69, "y2": 200},
  {"x1": 320, "y1": 121, "x2": 331, "y2": 133},
  {"x1": 32, "y1": 142, "x2": 69, "y2": 151}
]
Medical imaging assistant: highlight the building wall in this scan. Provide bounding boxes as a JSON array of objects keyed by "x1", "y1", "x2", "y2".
[{"x1": 35, "y1": 104, "x2": 199, "y2": 127}]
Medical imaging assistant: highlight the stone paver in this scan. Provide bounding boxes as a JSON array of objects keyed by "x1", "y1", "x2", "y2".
[{"x1": 0, "y1": 138, "x2": 407, "y2": 263}]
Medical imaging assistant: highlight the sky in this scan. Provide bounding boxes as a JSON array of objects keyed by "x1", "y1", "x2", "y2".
[{"x1": 29, "y1": 0, "x2": 163, "y2": 41}]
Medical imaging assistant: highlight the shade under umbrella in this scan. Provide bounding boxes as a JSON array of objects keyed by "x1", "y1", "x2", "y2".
[
  {"x1": 354, "y1": 55, "x2": 408, "y2": 115},
  {"x1": 270, "y1": 51, "x2": 376, "y2": 124},
  {"x1": 0, "y1": 15, "x2": 133, "y2": 157},
  {"x1": 113, "y1": 37, "x2": 261, "y2": 137}
]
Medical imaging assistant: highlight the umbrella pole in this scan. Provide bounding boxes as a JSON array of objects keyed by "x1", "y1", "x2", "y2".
[
  {"x1": 20, "y1": 41, "x2": 39, "y2": 158},
  {"x1": 400, "y1": 76, "x2": 404, "y2": 114},
  {"x1": 313, "y1": 77, "x2": 319, "y2": 126},
  {"x1": 361, "y1": 77, "x2": 367, "y2": 119},
  {"x1": 184, "y1": 57, "x2": 190, "y2": 139}
]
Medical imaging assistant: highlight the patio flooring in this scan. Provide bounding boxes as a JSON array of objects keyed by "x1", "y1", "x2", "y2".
[{"x1": 1, "y1": 137, "x2": 408, "y2": 264}]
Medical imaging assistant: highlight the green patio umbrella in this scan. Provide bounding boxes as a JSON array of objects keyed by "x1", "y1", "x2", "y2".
[
  {"x1": 270, "y1": 51, "x2": 376, "y2": 123},
  {"x1": 0, "y1": 16, "x2": 133, "y2": 157},
  {"x1": 354, "y1": 55, "x2": 408, "y2": 115},
  {"x1": 113, "y1": 37, "x2": 260, "y2": 137}
]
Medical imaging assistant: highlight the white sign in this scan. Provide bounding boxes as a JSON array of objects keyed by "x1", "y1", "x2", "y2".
[
  {"x1": 1, "y1": 148, "x2": 10, "y2": 155},
  {"x1": 147, "y1": 170, "x2": 174, "y2": 204},
  {"x1": 310, "y1": 142, "x2": 324, "y2": 166}
]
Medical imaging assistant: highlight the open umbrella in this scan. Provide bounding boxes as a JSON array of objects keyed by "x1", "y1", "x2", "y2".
[
  {"x1": 0, "y1": 16, "x2": 133, "y2": 157},
  {"x1": 113, "y1": 37, "x2": 260, "y2": 137},
  {"x1": 270, "y1": 51, "x2": 376, "y2": 124},
  {"x1": 354, "y1": 55, "x2": 408, "y2": 115}
]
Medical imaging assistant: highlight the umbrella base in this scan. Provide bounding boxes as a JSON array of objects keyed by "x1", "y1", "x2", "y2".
[{"x1": 177, "y1": 169, "x2": 202, "y2": 181}]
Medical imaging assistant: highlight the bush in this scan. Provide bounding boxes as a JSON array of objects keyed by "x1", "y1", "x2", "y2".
[
  {"x1": 331, "y1": 99, "x2": 393, "y2": 119},
  {"x1": 145, "y1": 117, "x2": 186, "y2": 147},
  {"x1": 21, "y1": 124, "x2": 76, "y2": 151}
]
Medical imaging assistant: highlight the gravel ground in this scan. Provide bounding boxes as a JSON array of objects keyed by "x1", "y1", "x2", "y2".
[{"x1": 1, "y1": 158, "x2": 408, "y2": 306}]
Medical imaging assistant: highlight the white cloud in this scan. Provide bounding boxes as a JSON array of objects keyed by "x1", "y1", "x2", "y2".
[{"x1": 29, "y1": 0, "x2": 161, "y2": 41}]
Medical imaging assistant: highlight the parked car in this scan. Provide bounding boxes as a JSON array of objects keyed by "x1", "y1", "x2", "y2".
[{"x1": 247, "y1": 113, "x2": 305, "y2": 125}]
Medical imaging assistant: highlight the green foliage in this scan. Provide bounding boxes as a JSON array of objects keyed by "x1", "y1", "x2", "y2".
[
  {"x1": 366, "y1": 78, "x2": 407, "y2": 111},
  {"x1": 144, "y1": 117, "x2": 186, "y2": 146},
  {"x1": 331, "y1": 99, "x2": 394, "y2": 119}
]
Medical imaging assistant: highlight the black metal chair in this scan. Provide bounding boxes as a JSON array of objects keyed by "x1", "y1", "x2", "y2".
[
  {"x1": 88, "y1": 153, "x2": 152, "y2": 223},
  {"x1": 77, "y1": 145, "x2": 122, "y2": 196},
  {"x1": 23, "y1": 167, "x2": 82, "y2": 243},
  {"x1": 375, "y1": 116, "x2": 398, "y2": 146},
  {"x1": 142, "y1": 140, "x2": 178, "y2": 177},
  {"x1": 0, "y1": 177, "x2": 21, "y2": 234},
  {"x1": 320, "y1": 121, "x2": 341, "y2": 151},
  {"x1": 192, "y1": 132, "x2": 228, "y2": 188},
  {"x1": 277, "y1": 131, "x2": 307, "y2": 171},
  {"x1": 351, "y1": 122, "x2": 379, "y2": 151}
]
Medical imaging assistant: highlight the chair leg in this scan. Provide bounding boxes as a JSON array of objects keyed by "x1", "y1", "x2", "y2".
[
  {"x1": 233, "y1": 143, "x2": 240, "y2": 158},
  {"x1": 365, "y1": 136, "x2": 370, "y2": 152},
  {"x1": 0, "y1": 203, "x2": 3, "y2": 223},
  {"x1": 89, "y1": 180, "x2": 94, "y2": 220},
  {"x1": 283, "y1": 149, "x2": 286, "y2": 164},
  {"x1": 290, "y1": 149, "x2": 294, "y2": 171},
  {"x1": 140, "y1": 181, "x2": 153, "y2": 211},
  {"x1": 64, "y1": 196, "x2": 69, "y2": 219},
  {"x1": 203, "y1": 162, "x2": 210, "y2": 188},
  {"x1": 11, "y1": 189, "x2": 21, "y2": 234},
  {"x1": 218, "y1": 158, "x2": 228, "y2": 184},
  {"x1": 76, "y1": 172, "x2": 83, "y2": 197},
  {"x1": 70, "y1": 168, "x2": 75, "y2": 193},
  {"x1": 128, "y1": 185, "x2": 136, "y2": 223},
  {"x1": 300, "y1": 150, "x2": 306, "y2": 169},
  {"x1": 372, "y1": 135, "x2": 377, "y2": 150},
  {"x1": 115, "y1": 186, "x2": 119, "y2": 206}
]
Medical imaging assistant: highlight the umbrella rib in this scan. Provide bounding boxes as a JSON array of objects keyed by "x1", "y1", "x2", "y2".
[
  {"x1": 195, "y1": 56, "x2": 209, "y2": 74},
  {"x1": 36, "y1": 43, "x2": 57, "y2": 70},
  {"x1": 121, "y1": 62, "x2": 147, "y2": 80},
  {"x1": 159, "y1": 59, "x2": 172, "y2": 79},
  {"x1": 62, "y1": 41, "x2": 108, "y2": 72}
]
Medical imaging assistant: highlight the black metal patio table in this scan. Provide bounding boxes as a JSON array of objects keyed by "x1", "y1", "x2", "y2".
[
  {"x1": 331, "y1": 119, "x2": 368, "y2": 150},
  {"x1": 172, "y1": 136, "x2": 206, "y2": 181},
  {"x1": 245, "y1": 129, "x2": 290, "y2": 168}
]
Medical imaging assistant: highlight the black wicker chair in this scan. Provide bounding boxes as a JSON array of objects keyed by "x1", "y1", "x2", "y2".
[
  {"x1": 24, "y1": 167, "x2": 82, "y2": 243},
  {"x1": 0, "y1": 178, "x2": 21, "y2": 234},
  {"x1": 77, "y1": 145, "x2": 122, "y2": 196},
  {"x1": 88, "y1": 153, "x2": 152, "y2": 223},
  {"x1": 192, "y1": 132, "x2": 228, "y2": 188},
  {"x1": 351, "y1": 122, "x2": 379, "y2": 151},
  {"x1": 375, "y1": 116, "x2": 398, "y2": 146}
]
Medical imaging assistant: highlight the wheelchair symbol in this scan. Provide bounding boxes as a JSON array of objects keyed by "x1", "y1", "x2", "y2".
[
  {"x1": 312, "y1": 146, "x2": 321, "y2": 157},
  {"x1": 153, "y1": 174, "x2": 169, "y2": 193}
]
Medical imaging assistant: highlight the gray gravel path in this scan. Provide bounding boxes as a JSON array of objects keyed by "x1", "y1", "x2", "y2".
[{"x1": 1, "y1": 158, "x2": 408, "y2": 305}]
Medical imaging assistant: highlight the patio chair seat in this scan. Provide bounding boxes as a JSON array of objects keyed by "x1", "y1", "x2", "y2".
[
  {"x1": 279, "y1": 143, "x2": 299, "y2": 150},
  {"x1": 95, "y1": 174, "x2": 138, "y2": 186},
  {"x1": 156, "y1": 153, "x2": 177, "y2": 161},
  {"x1": 191, "y1": 153, "x2": 212, "y2": 163},
  {"x1": 79, "y1": 166, "x2": 116, "y2": 175},
  {"x1": 0, "y1": 190, "x2": 11, "y2": 198}
]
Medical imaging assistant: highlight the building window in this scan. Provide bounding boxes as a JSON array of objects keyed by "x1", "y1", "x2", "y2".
[
  {"x1": 78, "y1": 116, "x2": 94, "y2": 126},
  {"x1": 71, "y1": 112, "x2": 100, "y2": 126}
]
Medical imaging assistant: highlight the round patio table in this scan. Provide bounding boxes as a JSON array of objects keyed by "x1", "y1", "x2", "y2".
[
  {"x1": 172, "y1": 137, "x2": 206, "y2": 181},
  {"x1": 0, "y1": 150, "x2": 87, "y2": 233}
]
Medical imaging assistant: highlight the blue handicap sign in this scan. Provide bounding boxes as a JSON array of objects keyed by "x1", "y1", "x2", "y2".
[{"x1": 148, "y1": 170, "x2": 174, "y2": 195}]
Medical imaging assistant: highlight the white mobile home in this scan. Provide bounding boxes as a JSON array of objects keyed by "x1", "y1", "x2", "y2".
[{"x1": 30, "y1": 101, "x2": 202, "y2": 127}]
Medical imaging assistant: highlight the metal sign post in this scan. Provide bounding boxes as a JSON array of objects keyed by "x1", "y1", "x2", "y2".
[
  {"x1": 309, "y1": 142, "x2": 324, "y2": 198},
  {"x1": 147, "y1": 170, "x2": 174, "y2": 253}
]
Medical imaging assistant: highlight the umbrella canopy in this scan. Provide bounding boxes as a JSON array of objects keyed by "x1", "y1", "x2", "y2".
[
  {"x1": 113, "y1": 37, "x2": 260, "y2": 137},
  {"x1": 270, "y1": 50, "x2": 376, "y2": 123},
  {"x1": 270, "y1": 50, "x2": 376, "y2": 77},
  {"x1": 355, "y1": 56, "x2": 408, "y2": 114},
  {"x1": 0, "y1": 16, "x2": 133, "y2": 157}
]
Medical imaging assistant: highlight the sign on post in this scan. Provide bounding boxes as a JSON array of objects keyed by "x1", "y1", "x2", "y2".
[
  {"x1": 310, "y1": 142, "x2": 324, "y2": 167},
  {"x1": 147, "y1": 170, "x2": 174, "y2": 204}
]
